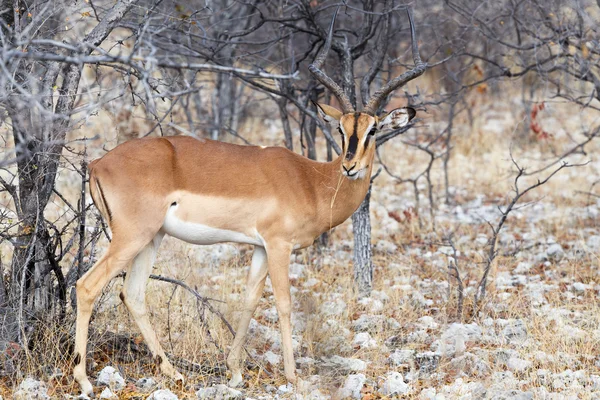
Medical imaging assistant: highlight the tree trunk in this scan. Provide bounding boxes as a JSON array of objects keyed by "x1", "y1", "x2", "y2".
[{"x1": 352, "y1": 185, "x2": 373, "y2": 297}]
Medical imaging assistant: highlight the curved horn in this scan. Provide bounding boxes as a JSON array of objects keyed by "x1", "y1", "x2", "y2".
[
  {"x1": 308, "y1": 8, "x2": 355, "y2": 114},
  {"x1": 363, "y1": 7, "x2": 426, "y2": 116}
]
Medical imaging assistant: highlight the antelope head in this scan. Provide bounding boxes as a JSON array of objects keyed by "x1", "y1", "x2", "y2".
[{"x1": 309, "y1": 8, "x2": 425, "y2": 180}]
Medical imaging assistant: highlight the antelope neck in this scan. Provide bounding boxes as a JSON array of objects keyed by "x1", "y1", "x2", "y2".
[{"x1": 313, "y1": 155, "x2": 373, "y2": 231}]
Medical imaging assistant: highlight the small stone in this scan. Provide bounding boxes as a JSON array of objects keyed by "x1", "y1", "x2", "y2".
[
  {"x1": 99, "y1": 388, "x2": 117, "y2": 399},
  {"x1": 450, "y1": 352, "x2": 490, "y2": 377},
  {"x1": 336, "y1": 374, "x2": 366, "y2": 399},
  {"x1": 587, "y1": 235, "x2": 600, "y2": 249},
  {"x1": 415, "y1": 352, "x2": 441, "y2": 373},
  {"x1": 379, "y1": 371, "x2": 409, "y2": 396},
  {"x1": 507, "y1": 357, "x2": 532, "y2": 372},
  {"x1": 262, "y1": 306, "x2": 279, "y2": 323},
  {"x1": 97, "y1": 366, "x2": 125, "y2": 391},
  {"x1": 352, "y1": 314, "x2": 400, "y2": 332},
  {"x1": 321, "y1": 355, "x2": 367, "y2": 372},
  {"x1": 437, "y1": 323, "x2": 482, "y2": 356},
  {"x1": 321, "y1": 299, "x2": 347, "y2": 316},
  {"x1": 13, "y1": 378, "x2": 49, "y2": 400},
  {"x1": 136, "y1": 377, "x2": 157, "y2": 392},
  {"x1": 514, "y1": 262, "x2": 532, "y2": 274},
  {"x1": 546, "y1": 243, "x2": 564, "y2": 259},
  {"x1": 390, "y1": 349, "x2": 415, "y2": 366},
  {"x1": 357, "y1": 297, "x2": 384, "y2": 313},
  {"x1": 264, "y1": 350, "x2": 282, "y2": 366},
  {"x1": 502, "y1": 320, "x2": 528, "y2": 344},
  {"x1": 148, "y1": 389, "x2": 179, "y2": 400},
  {"x1": 196, "y1": 384, "x2": 243, "y2": 399},
  {"x1": 419, "y1": 388, "x2": 437, "y2": 399},
  {"x1": 277, "y1": 383, "x2": 294, "y2": 394},
  {"x1": 487, "y1": 390, "x2": 533, "y2": 400},
  {"x1": 353, "y1": 332, "x2": 377, "y2": 349},
  {"x1": 572, "y1": 282, "x2": 587, "y2": 293},
  {"x1": 416, "y1": 316, "x2": 439, "y2": 330}
]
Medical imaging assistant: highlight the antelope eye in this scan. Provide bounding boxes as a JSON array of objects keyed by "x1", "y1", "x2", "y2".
[
  {"x1": 338, "y1": 127, "x2": 343, "y2": 135},
  {"x1": 368, "y1": 127, "x2": 377, "y2": 136}
]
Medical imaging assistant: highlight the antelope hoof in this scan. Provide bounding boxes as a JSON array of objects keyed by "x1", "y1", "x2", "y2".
[
  {"x1": 78, "y1": 379, "x2": 94, "y2": 397},
  {"x1": 173, "y1": 371, "x2": 185, "y2": 385},
  {"x1": 228, "y1": 371, "x2": 243, "y2": 388},
  {"x1": 286, "y1": 372, "x2": 297, "y2": 385}
]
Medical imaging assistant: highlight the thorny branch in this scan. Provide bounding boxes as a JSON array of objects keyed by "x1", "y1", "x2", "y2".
[{"x1": 473, "y1": 155, "x2": 588, "y2": 309}]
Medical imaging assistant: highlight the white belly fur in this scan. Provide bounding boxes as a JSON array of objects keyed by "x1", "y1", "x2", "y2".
[{"x1": 161, "y1": 204, "x2": 263, "y2": 246}]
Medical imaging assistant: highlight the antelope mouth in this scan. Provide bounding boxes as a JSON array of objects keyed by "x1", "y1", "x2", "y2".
[{"x1": 344, "y1": 168, "x2": 366, "y2": 180}]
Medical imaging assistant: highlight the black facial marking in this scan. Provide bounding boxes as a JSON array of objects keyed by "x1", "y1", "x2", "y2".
[
  {"x1": 345, "y1": 113, "x2": 362, "y2": 161},
  {"x1": 74, "y1": 353, "x2": 81, "y2": 365},
  {"x1": 338, "y1": 127, "x2": 345, "y2": 149},
  {"x1": 119, "y1": 292, "x2": 125, "y2": 303},
  {"x1": 346, "y1": 134, "x2": 358, "y2": 160}
]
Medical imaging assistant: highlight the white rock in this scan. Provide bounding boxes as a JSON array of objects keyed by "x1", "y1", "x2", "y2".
[
  {"x1": 450, "y1": 352, "x2": 490, "y2": 377},
  {"x1": 264, "y1": 350, "x2": 282, "y2": 366},
  {"x1": 379, "y1": 371, "x2": 409, "y2": 396},
  {"x1": 352, "y1": 314, "x2": 400, "y2": 332},
  {"x1": 13, "y1": 378, "x2": 49, "y2": 400},
  {"x1": 262, "y1": 306, "x2": 279, "y2": 323},
  {"x1": 97, "y1": 366, "x2": 125, "y2": 391},
  {"x1": 546, "y1": 243, "x2": 564, "y2": 258},
  {"x1": 357, "y1": 297, "x2": 384, "y2": 313},
  {"x1": 439, "y1": 378, "x2": 486, "y2": 398},
  {"x1": 321, "y1": 299, "x2": 347, "y2": 316},
  {"x1": 507, "y1": 357, "x2": 532, "y2": 372},
  {"x1": 353, "y1": 332, "x2": 377, "y2": 349},
  {"x1": 375, "y1": 240, "x2": 398, "y2": 253},
  {"x1": 390, "y1": 349, "x2": 415, "y2": 366},
  {"x1": 303, "y1": 278, "x2": 320, "y2": 288},
  {"x1": 322, "y1": 355, "x2": 367, "y2": 372},
  {"x1": 572, "y1": 282, "x2": 587, "y2": 293},
  {"x1": 136, "y1": 377, "x2": 157, "y2": 392},
  {"x1": 437, "y1": 323, "x2": 482, "y2": 356},
  {"x1": 419, "y1": 388, "x2": 437, "y2": 400},
  {"x1": 415, "y1": 352, "x2": 441, "y2": 373},
  {"x1": 501, "y1": 319, "x2": 528, "y2": 344},
  {"x1": 296, "y1": 356, "x2": 316, "y2": 366},
  {"x1": 277, "y1": 383, "x2": 294, "y2": 394},
  {"x1": 336, "y1": 374, "x2": 366, "y2": 399},
  {"x1": 196, "y1": 384, "x2": 243, "y2": 399},
  {"x1": 289, "y1": 263, "x2": 306, "y2": 279},
  {"x1": 99, "y1": 388, "x2": 117, "y2": 399},
  {"x1": 514, "y1": 262, "x2": 532, "y2": 274},
  {"x1": 438, "y1": 246, "x2": 454, "y2": 255},
  {"x1": 586, "y1": 235, "x2": 600, "y2": 249},
  {"x1": 417, "y1": 316, "x2": 439, "y2": 330},
  {"x1": 371, "y1": 290, "x2": 390, "y2": 303},
  {"x1": 486, "y1": 390, "x2": 533, "y2": 400},
  {"x1": 148, "y1": 389, "x2": 179, "y2": 400}
]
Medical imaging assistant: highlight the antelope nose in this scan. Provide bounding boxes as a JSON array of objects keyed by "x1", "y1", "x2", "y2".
[{"x1": 343, "y1": 164, "x2": 356, "y2": 173}]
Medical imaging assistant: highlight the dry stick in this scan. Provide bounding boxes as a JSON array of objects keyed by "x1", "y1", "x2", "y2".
[
  {"x1": 473, "y1": 157, "x2": 589, "y2": 311},
  {"x1": 147, "y1": 274, "x2": 233, "y2": 335},
  {"x1": 147, "y1": 274, "x2": 272, "y2": 377}
]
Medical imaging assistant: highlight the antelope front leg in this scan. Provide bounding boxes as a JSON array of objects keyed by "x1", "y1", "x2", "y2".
[
  {"x1": 227, "y1": 246, "x2": 268, "y2": 387},
  {"x1": 265, "y1": 241, "x2": 296, "y2": 384}
]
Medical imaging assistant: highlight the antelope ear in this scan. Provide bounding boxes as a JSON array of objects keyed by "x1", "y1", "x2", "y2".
[
  {"x1": 314, "y1": 102, "x2": 343, "y2": 125},
  {"x1": 378, "y1": 107, "x2": 416, "y2": 132}
]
